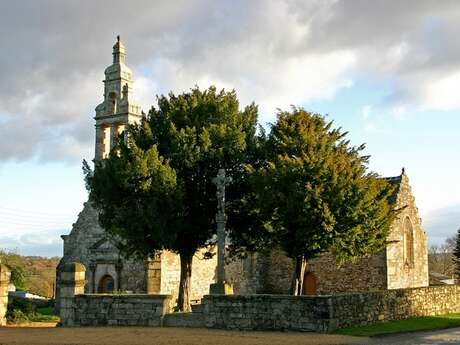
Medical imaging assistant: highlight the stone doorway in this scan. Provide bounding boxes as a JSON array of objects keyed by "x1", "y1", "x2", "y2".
[
  {"x1": 98, "y1": 274, "x2": 115, "y2": 293},
  {"x1": 303, "y1": 272, "x2": 317, "y2": 295}
]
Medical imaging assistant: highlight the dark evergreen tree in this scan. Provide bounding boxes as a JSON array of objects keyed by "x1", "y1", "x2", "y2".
[
  {"x1": 230, "y1": 107, "x2": 397, "y2": 295},
  {"x1": 84, "y1": 86, "x2": 259, "y2": 311}
]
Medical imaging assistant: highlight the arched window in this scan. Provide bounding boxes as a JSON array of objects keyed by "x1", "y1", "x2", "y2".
[
  {"x1": 403, "y1": 217, "x2": 414, "y2": 267},
  {"x1": 98, "y1": 274, "x2": 115, "y2": 293}
]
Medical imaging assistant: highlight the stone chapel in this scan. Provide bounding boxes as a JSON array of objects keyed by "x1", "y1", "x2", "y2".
[
  {"x1": 57, "y1": 37, "x2": 429, "y2": 304},
  {"x1": 225, "y1": 170, "x2": 430, "y2": 295}
]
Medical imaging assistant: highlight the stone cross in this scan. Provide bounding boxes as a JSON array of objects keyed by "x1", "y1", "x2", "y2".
[{"x1": 212, "y1": 168, "x2": 232, "y2": 285}]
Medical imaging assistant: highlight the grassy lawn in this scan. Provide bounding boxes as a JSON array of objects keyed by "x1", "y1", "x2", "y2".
[
  {"x1": 336, "y1": 313, "x2": 460, "y2": 337},
  {"x1": 28, "y1": 306, "x2": 60, "y2": 322}
]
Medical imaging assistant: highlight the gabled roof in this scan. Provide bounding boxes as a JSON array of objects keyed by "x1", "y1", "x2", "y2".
[{"x1": 384, "y1": 174, "x2": 402, "y2": 205}]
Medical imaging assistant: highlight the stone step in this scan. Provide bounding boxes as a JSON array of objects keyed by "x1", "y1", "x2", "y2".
[
  {"x1": 191, "y1": 303, "x2": 204, "y2": 313},
  {"x1": 163, "y1": 312, "x2": 205, "y2": 328}
]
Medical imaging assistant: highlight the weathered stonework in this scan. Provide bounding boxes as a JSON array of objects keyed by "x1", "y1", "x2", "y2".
[
  {"x1": 227, "y1": 170, "x2": 429, "y2": 295},
  {"x1": 159, "y1": 250, "x2": 217, "y2": 302},
  {"x1": 73, "y1": 294, "x2": 173, "y2": 327},
  {"x1": 385, "y1": 172, "x2": 429, "y2": 289},
  {"x1": 203, "y1": 285, "x2": 460, "y2": 332},
  {"x1": 58, "y1": 262, "x2": 86, "y2": 326},
  {"x1": 0, "y1": 264, "x2": 11, "y2": 326},
  {"x1": 224, "y1": 255, "x2": 261, "y2": 295},
  {"x1": 57, "y1": 203, "x2": 217, "y2": 303},
  {"x1": 203, "y1": 294, "x2": 332, "y2": 332}
]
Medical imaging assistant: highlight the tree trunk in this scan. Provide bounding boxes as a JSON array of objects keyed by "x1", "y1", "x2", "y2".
[
  {"x1": 177, "y1": 252, "x2": 193, "y2": 312},
  {"x1": 290, "y1": 255, "x2": 307, "y2": 296}
]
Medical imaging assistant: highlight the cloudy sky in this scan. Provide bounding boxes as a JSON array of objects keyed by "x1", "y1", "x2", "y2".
[{"x1": 0, "y1": 0, "x2": 459, "y2": 256}]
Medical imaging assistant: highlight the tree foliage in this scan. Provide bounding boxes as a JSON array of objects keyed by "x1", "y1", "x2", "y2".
[
  {"x1": 0, "y1": 250, "x2": 29, "y2": 290},
  {"x1": 84, "y1": 86, "x2": 259, "y2": 310},
  {"x1": 453, "y1": 228, "x2": 460, "y2": 278},
  {"x1": 230, "y1": 108, "x2": 397, "y2": 295},
  {"x1": 428, "y1": 235, "x2": 455, "y2": 279}
]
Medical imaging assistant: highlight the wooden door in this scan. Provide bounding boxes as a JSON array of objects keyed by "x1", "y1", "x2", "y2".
[{"x1": 303, "y1": 272, "x2": 317, "y2": 295}]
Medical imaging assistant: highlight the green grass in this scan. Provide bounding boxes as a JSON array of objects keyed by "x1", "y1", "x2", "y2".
[
  {"x1": 28, "y1": 313, "x2": 60, "y2": 322},
  {"x1": 29, "y1": 306, "x2": 60, "y2": 322},
  {"x1": 36, "y1": 306, "x2": 54, "y2": 316},
  {"x1": 336, "y1": 313, "x2": 460, "y2": 337}
]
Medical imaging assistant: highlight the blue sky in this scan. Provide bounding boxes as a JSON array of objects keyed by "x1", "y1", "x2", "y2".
[{"x1": 0, "y1": 0, "x2": 459, "y2": 256}]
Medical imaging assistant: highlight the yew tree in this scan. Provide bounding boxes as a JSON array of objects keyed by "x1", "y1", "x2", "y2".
[
  {"x1": 230, "y1": 108, "x2": 397, "y2": 295},
  {"x1": 84, "y1": 86, "x2": 258, "y2": 311}
]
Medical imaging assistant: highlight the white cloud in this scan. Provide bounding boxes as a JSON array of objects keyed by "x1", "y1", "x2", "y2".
[
  {"x1": 1, "y1": 0, "x2": 460, "y2": 161},
  {"x1": 422, "y1": 70, "x2": 460, "y2": 111}
]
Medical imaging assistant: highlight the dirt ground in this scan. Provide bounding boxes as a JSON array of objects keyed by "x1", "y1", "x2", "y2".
[{"x1": 0, "y1": 325, "x2": 370, "y2": 345}]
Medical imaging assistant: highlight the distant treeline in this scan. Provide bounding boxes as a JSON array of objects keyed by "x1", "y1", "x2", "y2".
[{"x1": 0, "y1": 249, "x2": 60, "y2": 298}]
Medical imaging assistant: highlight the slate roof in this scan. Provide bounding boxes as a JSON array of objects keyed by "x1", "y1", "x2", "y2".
[{"x1": 384, "y1": 174, "x2": 402, "y2": 205}]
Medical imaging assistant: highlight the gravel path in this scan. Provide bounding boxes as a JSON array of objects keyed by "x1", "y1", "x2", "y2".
[
  {"x1": 370, "y1": 327, "x2": 460, "y2": 344},
  {"x1": 0, "y1": 326, "x2": 370, "y2": 345}
]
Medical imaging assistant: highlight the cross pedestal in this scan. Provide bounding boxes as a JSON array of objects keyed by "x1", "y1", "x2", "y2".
[
  {"x1": 209, "y1": 168, "x2": 233, "y2": 295},
  {"x1": 209, "y1": 281, "x2": 234, "y2": 295}
]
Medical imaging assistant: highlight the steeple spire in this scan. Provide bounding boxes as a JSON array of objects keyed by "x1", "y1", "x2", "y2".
[
  {"x1": 112, "y1": 35, "x2": 126, "y2": 64},
  {"x1": 94, "y1": 37, "x2": 142, "y2": 161}
]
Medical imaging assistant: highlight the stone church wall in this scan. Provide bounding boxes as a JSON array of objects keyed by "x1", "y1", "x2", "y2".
[
  {"x1": 159, "y1": 249, "x2": 217, "y2": 302},
  {"x1": 385, "y1": 174, "x2": 429, "y2": 289},
  {"x1": 226, "y1": 249, "x2": 388, "y2": 295},
  {"x1": 225, "y1": 253, "x2": 266, "y2": 294}
]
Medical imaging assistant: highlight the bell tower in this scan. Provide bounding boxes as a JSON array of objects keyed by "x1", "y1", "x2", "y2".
[{"x1": 94, "y1": 36, "x2": 142, "y2": 160}]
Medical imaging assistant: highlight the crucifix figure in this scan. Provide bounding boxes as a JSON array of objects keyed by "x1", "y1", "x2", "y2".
[{"x1": 210, "y1": 168, "x2": 233, "y2": 294}]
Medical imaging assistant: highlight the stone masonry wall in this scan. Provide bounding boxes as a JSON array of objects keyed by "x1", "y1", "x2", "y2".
[
  {"x1": 330, "y1": 285, "x2": 460, "y2": 329},
  {"x1": 59, "y1": 203, "x2": 148, "y2": 295},
  {"x1": 203, "y1": 294, "x2": 332, "y2": 332},
  {"x1": 160, "y1": 249, "x2": 217, "y2": 303},
  {"x1": 73, "y1": 294, "x2": 173, "y2": 326},
  {"x1": 225, "y1": 253, "x2": 266, "y2": 294},
  {"x1": 228, "y1": 249, "x2": 388, "y2": 295},
  {"x1": 203, "y1": 285, "x2": 460, "y2": 332},
  {"x1": 0, "y1": 264, "x2": 11, "y2": 326},
  {"x1": 308, "y1": 251, "x2": 388, "y2": 294}
]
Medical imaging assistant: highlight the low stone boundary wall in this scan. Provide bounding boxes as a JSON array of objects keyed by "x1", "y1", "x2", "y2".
[
  {"x1": 331, "y1": 285, "x2": 460, "y2": 329},
  {"x1": 203, "y1": 285, "x2": 460, "y2": 332},
  {"x1": 203, "y1": 294, "x2": 332, "y2": 332},
  {"x1": 73, "y1": 294, "x2": 174, "y2": 326}
]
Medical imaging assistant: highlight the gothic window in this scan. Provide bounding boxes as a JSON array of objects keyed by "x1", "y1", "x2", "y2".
[{"x1": 403, "y1": 217, "x2": 414, "y2": 267}]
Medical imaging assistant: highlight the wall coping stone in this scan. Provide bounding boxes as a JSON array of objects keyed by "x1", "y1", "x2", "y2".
[
  {"x1": 203, "y1": 294, "x2": 332, "y2": 300},
  {"x1": 77, "y1": 294, "x2": 173, "y2": 299}
]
